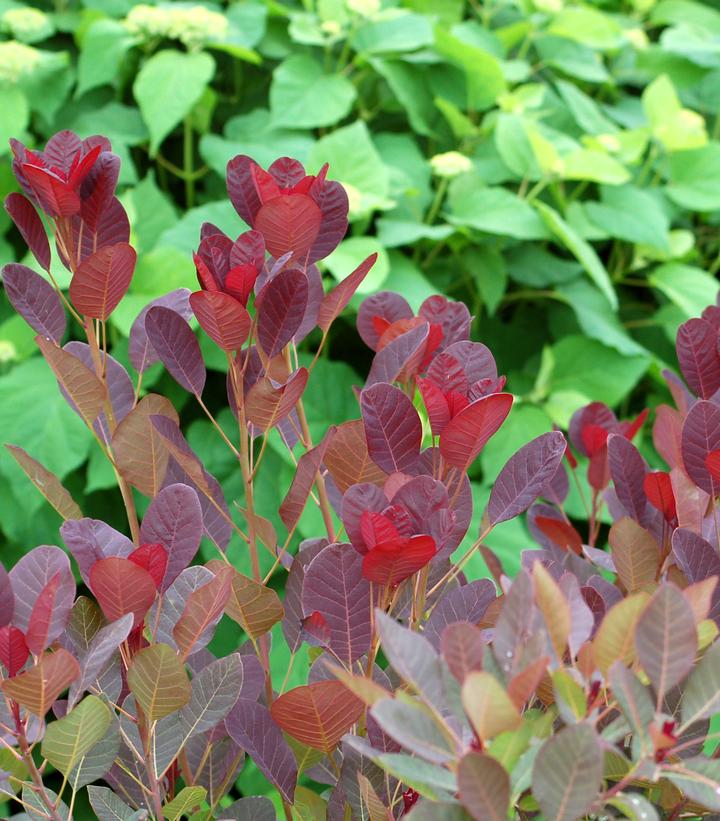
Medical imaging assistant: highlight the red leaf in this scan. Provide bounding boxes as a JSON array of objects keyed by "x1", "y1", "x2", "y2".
[
  {"x1": 4, "y1": 193, "x2": 51, "y2": 271},
  {"x1": 360, "y1": 511, "x2": 400, "y2": 550},
  {"x1": 270, "y1": 680, "x2": 364, "y2": 752},
  {"x1": 361, "y1": 535, "x2": 436, "y2": 586},
  {"x1": 317, "y1": 253, "x2": 377, "y2": 332},
  {"x1": 89, "y1": 557, "x2": 157, "y2": 628},
  {"x1": 644, "y1": 471, "x2": 676, "y2": 522},
  {"x1": 440, "y1": 393, "x2": 513, "y2": 471},
  {"x1": 128, "y1": 543, "x2": 168, "y2": 590},
  {"x1": 0, "y1": 626, "x2": 29, "y2": 677},
  {"x1": 707, "y1": 451, "x2": 720, "y2": 485},
  {"x1": 245, "y1": 367, "x2": 309, "y2": 431},
  {"x1": 190, "y1": 290, "x2": 252, "y2": 351},
  {"x1": 535, "y1": 516, "x2": 583, "y2": 555},
  {"x1": 418, "y1": 378, "x2": 451, "y2": 438},
  {"x1": 22, "y1": 164, "x2": 80, "y2": 217},
  {"x1": 25, "y1": 573, "x2": 61, "y2": 655},
  {"x1": 224, "y1": 263, "x2": 259, "y2": 306},
  {"x1": 581, "y1": 424, "x2": 609, "y2": 457},
  {"x1": 621, "y1": 408, "x2": 650, "y2": 441},
  {"x1": 279, "y1": 428, "x2": 334, "y2": 532},
  {"x1": 255, "y1": 194, "x2": 322, "y2": 261},
  {"x1": 69, "y1": 242, "x2": 137, "y2": 320},
  {"x1": 173, "y1": 565, "x2": 233, "y2": 659}
]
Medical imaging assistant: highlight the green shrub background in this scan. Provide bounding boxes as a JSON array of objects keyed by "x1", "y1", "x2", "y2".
[{"x1": 1, "y1": 0, "x2": 719, "y2": 592}]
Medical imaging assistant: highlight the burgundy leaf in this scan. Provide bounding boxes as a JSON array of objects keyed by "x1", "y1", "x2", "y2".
[
  {"x1": 419, "y1": 296, "x2": 472, "y2": 352},
  {"x1": 0, "y1": 565, "x2": 13, "y2": 627},
  {"x1": 0, "y1": 625, "x2": 29, "y2": 677},
  {"x1": 487, "y1": 431, "x2": 566, "y2": 525},
  {"x1": 190, "y1": 290, "x2": 252, "y2": 352},
  {"x1": 61, "y1": 518, "x2": 134, "y2": 585},
  {"x1": 357, "y1": 291, "x2": 413, "y2": 350},
  {"x1": 281, "y1": 538, "x2": 328, "y2": 653},
  {"x1": 362, "y1": 535, "x2": 436, "y2": 586},
  {"x1": 145, "y1": 305, "x2": 206, "y2": 395},
  {"x1": 423, "y1": 579, "x2": 497, "y2": 649},
  {"x1": 441, "y1": 623, "x2": 486, "y2": 682},
  {"x1": 418, "y1": 378, "x2": 451, "y2": 437},
  {"x1": 279, "y1": 428, "x2": 334, "y2": 532},
  {"x1": 225, "y1": 699, "x2": 297, "y2": 803},
  {"x1": 568, "y1": 402, "x2": 617, "y2": 457},
  {"x1": 80, "y1": 151, "x2": 120, "y2": 231},
  {"x1": 301, "y1": 543, "x2": 373, "y2": 664},
  {"x1": 307, "y1": 175, "x2": 348, "y2": 264},
  {"x1": 440, "y1": 393, "x2": 513, "y2": 471},
  {"x1": 4, "y1": 193, "x2": 50, "y2": 271},
  {"x1": 139, "y1": 483, "x2": 204, "y2": 592},
  {"x1": 226, "y1": 155, "x2": 263, "y2": 224},
  {"x1": 676, "y1": 318, "x2": 720, "y2": 399},
  {"x1": 67, "y1": 197, "x2": 131, "y2": 267},
  {"x1": 607, "y1": 434, "x2": 651, "y2": 526},
  {"x1": 9, "y1": 546, "x2": 75, "y2": 646},
  {"x1": 444, "y1": 340, "x2": 498, "y2": 383},
  {"x1": 365, "y1": 323, "x2": 430, "y2": 387},
  {"x1": 682, "y1": 400, "x2": 720, "y2": 495},
  {"x1": 23, "y1": 164, "x2": 79, "y2": 217},
  {"x1": 256, "y1": 195, "x2": 322, "y2": 262},
  {"x1": 361, "y1": 383, "x2": 422, "y2": 474},
  {"x1": 2, "y1": 263, "x2": 66, "y2": 343},
  {"x1": 318, "y1": 253, "x2": 377, "y2": 332},
  {"x1": 128, "y1": 289, "x2": 193, "y2": 373},
  {"x1": 256, "y1": 268, "x2": 309, "y2": 358},
  {"x1": 128, "y1": 543, "x2": 168, "y2": 590},
  {"x1": 644, "y1": 471, "x2": 677, "y2": 522},
  {"x1": 69, "y1": 242, "x2": 136, "y2": 320},
  {"x1": 25, "y1": 572, "x2": 61, "y2": 655}
]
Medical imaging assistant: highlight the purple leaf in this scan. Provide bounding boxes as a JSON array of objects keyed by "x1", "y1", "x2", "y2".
[
  {"x1": 682, "y1": 400, "x2": 720, "y2": 495},
  {"x1": 4, "y1": 193, "x2": 51, "y2": 271},
  {"x1": 492, "y1": 571, "x2": 535, "y2": 677},
  {"x1": 60, "y1": 518, "x2": 134, "y2": 585},
  {"x1": 149, "y1": 566, "x2": 217, "y2": 653},
  {"x1": 357, "y1": 291, "x2": 413, "y2": 349},
  {"x1": 365, "y1": 323, "x2": 430, "y2": 387},
  {"x1": 145, "y1": 305, "x2": 206, "y2": 395},
  {"x1": 225, "y1": 699, "x2": 297, "y2": 803},
  {"x1": 219, "y1": 797, "x2": 276, "y2": 821},
  {"x1": 440, "y1": 623, "x2": 486, "y2": 682},
  {"x1": 66, "y1": 197, "x2": 131, "y2": 267},
  {"x1": 558, "y1": 573, "x2": 594, "y2": 657},
  {"x1": 391, "y1": 475, "x2": 459, "y2": 559},
  {"x1": 419, "y1": 296, "x2": 472, "y2": 351},
  {"x1": 128, "y1": 289, "x2": 192, "y2": 373},
  {"x1": 487, "y1": 431, "x2": 567, "y2": 526},
  {"x1": 672, "y1": 528, "x2": 720, "y2": 624},
  {"x1": 423, "y1": 579, "x2": 496, "y2": 649},
  {"x1": 279, "y1": 429, "x2": 334, "y2": 532},
  {"x1": 307, "y1": 175, "x2": 348, "y2": 264},
  {"x1": 568, "y1": 402, "x2": 617, "y2": 456},
  {"x1": 293, "y1": 262, "x2": 323, "y2": 344},
  {"x1": 301, "y1": 543, "x2": 373, "y2": 664},
  {"x1": 341, "y1": 484, "x2": 387, "y2": 554},
  {"x1": 282, "y1": 538, "x2": 329, "y2": 652},
  {"x1": 361, "y1": 383, "x2": 422, "y2": 474},
  {"x1": 676, "y1": 318, "x2": 720, "y2": 399},
  {"x1": 256, "y1": 268, "x2": 309, "y2": 358},
  {"x1": 68, "y1": 614, "x2": 133, "y2": 708},
  {"x1": 9, "y1": 545, "x2": 75, "y2": 645},
  {"x1": 443, "y1": 340, "x2": 497, "y2": 383},
  {"x1": 607, "y1": 434, "x2": 651, "y2": 526},
  {"x1": 440, "y1": 393, "x2": 513, "y2": 472},
  {"x1": 2, "y1": 263, "x2": 66, "y2": 343},
  {"x1": 64, "y1": 342, "x2": 133, "y2": 443},
  {"x1": 0, "y1": 565, "x2": 14, "y2": 627},
  {"x1": 139, "y1": 483, "x2": 203, "y2": 591},
  {"x1": 185, "y1": 733, "x2": 244, "y2": 807}
]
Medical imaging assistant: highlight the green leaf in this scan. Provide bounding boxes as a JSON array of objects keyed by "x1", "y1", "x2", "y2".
[
  {"x1": 77, "y1": 19, "x2": 135, "y2": 97},
  {"x1": 448, "y1": 179, "x2": 550, "y2": 240},
  {"x1": 667, "y1": 142, "x2": 720, "y2": 210},
  {"x1": 371, "y1": 58, "x2": 438, "y2": 137},
  {"x1": 561, "y1": 150, "x2": 630, "y2": 185},
  {"x1": 134, "y1": 50, "x2": 215, "y2": 155},
  {"x1": 664, "y1": 758, "x2": 720, "y2": 810},
  {"x1": 642, "y1": 74, "x2": 707, "y2": 151},
  {"x1": 324, "y1": 237, "x2": 390, "y2": 294},
  {"x1": 434, "y1": 26, "x2": 506, "y2": 111},
  {"x1": 352, "y1": 11, "x2": 434, "y2": 54},
  {"x1": 585, "y1": 185, "x2": 669, "y2": 250},
  {"x1": 308, "y1": 121, "x2": 392, "y2": 217},
  {"x1": 649, "y1": 263, "x2": 719, "y2": 319},
  {"x1": 88, "y1": 785, "x2": 145, "y2": 821},
  {"x1": 0, "y1": 87, "x2": 29, "y2": 155},
  {"x1": 535, "y1": 202, "x2": 617, "y2": 308},
  {"x1": 556, "y1": 80, "x2": 617, "y2": 135},
  {"x1": 548, "y1": 7, "x2": 623, "y2": 50},
  {"x1": 494, "y1": 113, "x2": 541, "y2": 180},
  {"x1": 270, "y1": 55, "x2": 356, "y2": 128},
  {"x1": 605, "y1": 794, "x2": 660, "y2": 821},
  {"x1": 163, "y1": 787, "x2": 207, "y2": 820},
  {"x1": 128, "y1": 173, "x2": 178, "y2": 254},
  {"x1": 127, "y1": 643, "x2": 191, "y2": 721},
  {"x1": 464, "y1": 246, "x2": 507, "y2": 316},
  {"x1": 534, "y1": 35, "x2": 609, "y2": 83},
  {"x1": 376, "y1": 218, "x2": 454, "y2": 248},
  {"x1": 41, "y1": 695, "x2": 112, "y2": 776}
]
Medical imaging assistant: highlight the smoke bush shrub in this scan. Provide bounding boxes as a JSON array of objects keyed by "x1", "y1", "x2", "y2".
[{"x1": 3, "y1": 131, "x2": 720, "y2": 820}]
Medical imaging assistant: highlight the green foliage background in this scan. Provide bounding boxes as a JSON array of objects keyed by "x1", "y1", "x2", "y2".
[{"x1": 1, "y1": 0, "x2": 720, "y2": 810}]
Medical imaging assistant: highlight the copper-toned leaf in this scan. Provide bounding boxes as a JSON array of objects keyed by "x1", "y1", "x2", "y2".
[
  {"x1": 190, "y1": 290, "x2": 252, "y2": 352},
  {"x1": 245, "y1": 368, "x2": 308, "y2": 431},
  {"x1": 127, "y1": 643, "x2": 191, "y2": 721},
  {"x1": 324, "y1": 661, "x2": 390, "y2": 707},
  {"x1": 440, "y1": 623, "x2": 485, "y2": 683},
  {"x1": 318, "y1": 253, "x2": 376, "y2": 332},
  {"x1": 279, "y1": 428, "x2": 334, "y2": 532},
  {"x1": 440, "y1": 393, "x2": 513, "y2": 471},
  {"x1": 361, "y1": 383, "x2": 422, "y2": 474},
  {"x1": 609, "y1": 517, "x2": 659, "y2": 593},
  {"x1": 458, "y1": 752, "x2": 510, "y2": 821},
  {"x1": 1, "y1": 649, "x2": 80, "y2": 716},
  {"x1": 2, "y1": 263, "x2": 65, "y2": 342},
  {"x1": 5, "y1": 444, "x2": 82, "y2": 520},
  {"x1": 534, "y1": 515, "x2": 583, "y2": 554},
  {"x1": 270, "y1": 680, "x2": 364, "y2": 752},
  {"x1": 69, "y1": 242, "x2": 136, "y2": 320},
  {"x1": 209, "y1": 561, "x2": 284, "y2": 639},
  {"x1": 324, "y1": 420, "x2": 386, "y2": 493},
  {"x1": 112, "y1": 394, "x2": 179, "y2": 497},
  {"x1": 36, "y1": 335, "x2": 106, "y2": 425},
  {"x1": 461, "y1": 672, "x2": 522, "y2": 741},
  {"x1": 173, "y1": 565, "x2": 233, "y2": 659},
  {"x1": 532, "y1": 563, "x2": 570, "y2": 659},
  {"x1": 145, "y1": 306, "x2": 206, "y2": 395},
  {"x1": 635, "y1": 583, "x2": 697, "y2": 699},
  {"x1": 593, "y1": 592, "x2": 651, "y2": 677},
  {"x1": 4, "y1": 193, "x2": 51, "y2": 271},
  {"x1": 89, "y1": 557, "x2": 157, "y2": 628}
]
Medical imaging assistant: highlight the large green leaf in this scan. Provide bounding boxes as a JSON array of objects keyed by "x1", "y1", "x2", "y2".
[
  {"x1": 270, "y1": 55, "x2": 356, "y2": 128},
  {"x1": 585, "y1": 185, "x2": 669, "y2": 250},
  {"x1": 134, "y1": 50, "x2": 215, "y2": 154},
  {"x1": 77, "y1": 19, "x2": 135, "y2": 97},
  {"x1": 667, "y1": 142, "x2": 720, "y2": 210},
  {"x1": 41, "y1": 695, "x2": 112, "y2": 776},
  {"x1": 448, "y1": 179, "x2": 549, "y2": 239},
  {"x1": 649, "y1": 263, "x2": 720, "y2": 319},
  {"x1": 434, "y1": 26, "x2": 506, "y2": 111}
]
